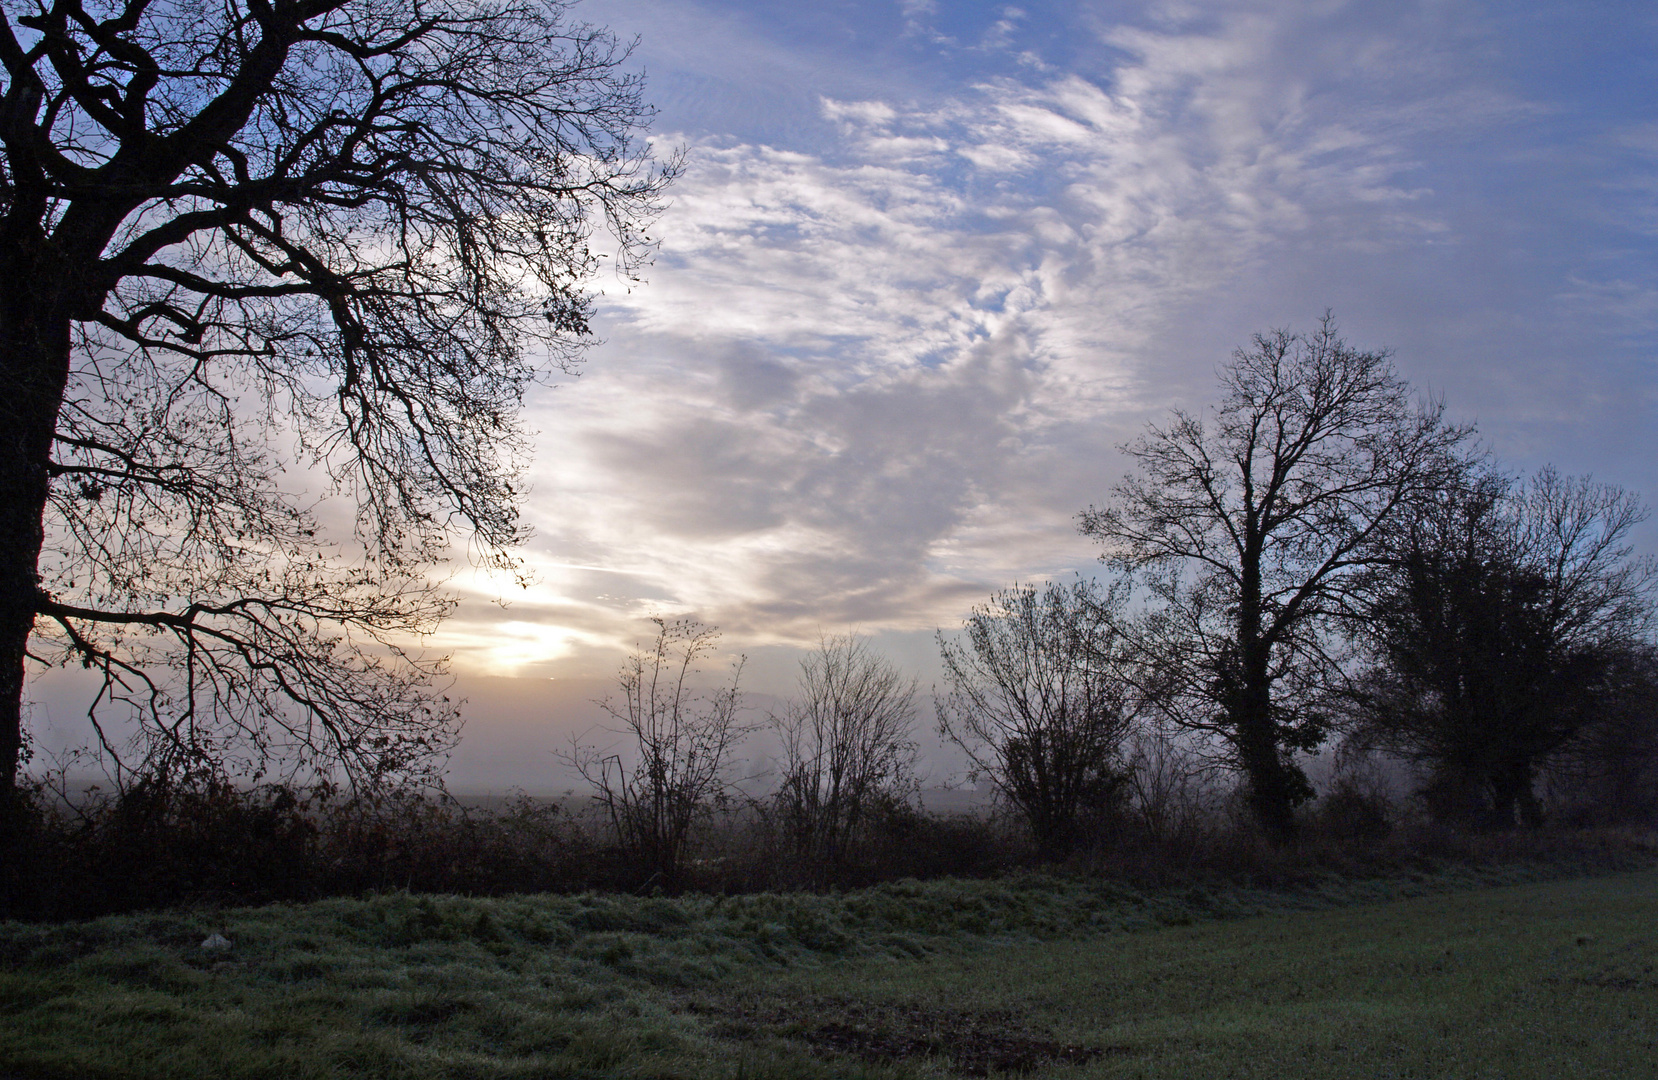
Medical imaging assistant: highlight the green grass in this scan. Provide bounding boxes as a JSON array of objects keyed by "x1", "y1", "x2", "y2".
[
  {"x1": 1, "y1": 866, "x2": 1654, "y2": 1078},
  {"x1": 751, "y1": 872, "x2": 1658, "y2": 1077}
]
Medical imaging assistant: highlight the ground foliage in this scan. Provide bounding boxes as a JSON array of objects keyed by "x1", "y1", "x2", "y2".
[
  {"x1": 5, "y1": 761, "x2": 1657, "y2": 921},
  {"x1": 0, "y1": 859, "x2": 1655, "y2": 1078}
]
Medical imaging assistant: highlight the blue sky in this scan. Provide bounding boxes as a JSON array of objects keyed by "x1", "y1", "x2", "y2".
[{"x1": 421, "y1": 0, "x2": 1658, "y2": 784}]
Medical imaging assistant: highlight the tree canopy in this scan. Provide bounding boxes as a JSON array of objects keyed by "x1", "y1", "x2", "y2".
[
  {"x1": 1350, "y1": 467, "x2": 1657, "y2": 825},
  {"x1": 0, "y1": 0, "x2": 676, "y2": 794},
  {"x1": 1081, "y1": 316, "x2": 1470, "y2": 838}
]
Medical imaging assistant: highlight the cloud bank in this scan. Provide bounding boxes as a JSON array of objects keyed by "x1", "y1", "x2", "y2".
[{"x1": 437, "y1": 1, "x2": 1638, "y2": 689}]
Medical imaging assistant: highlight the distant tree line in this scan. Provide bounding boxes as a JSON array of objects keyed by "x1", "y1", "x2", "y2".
[
  {"x1": 578, "y1": 317, "x2": 1656, "y2": 874},
  {"x1": 6, "y1": 316, "x2": 1654, "y2": 916}
]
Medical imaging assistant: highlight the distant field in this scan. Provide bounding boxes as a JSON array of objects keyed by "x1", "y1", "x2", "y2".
[{"x1": 0, "y1": 867, "x2": 1653, "y2": 1078}]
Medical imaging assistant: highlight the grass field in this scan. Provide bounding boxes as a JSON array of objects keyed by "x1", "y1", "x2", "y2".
[{"x1": 0, "y1": 866, "x2": 1653, "y2": 1078}]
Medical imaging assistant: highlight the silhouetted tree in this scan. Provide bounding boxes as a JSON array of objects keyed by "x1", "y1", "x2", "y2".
[
  {"x1": 569, "y1": 619, "x2": 746, "y2": 888},
  {"x1": 0, "y1": 0, "x2": 676, "y2": 799},
  {"x1": 1349, "y1": 468, "x2": 1656, "y2": 826},
  {"x1": 1081, "y1": 316, "x2": 1469, "y2": 840},
  {"x1": 937, "y1": 579, "x2": 1140, "y2": 858},
  {"x1": 771, "y1": 633, "x2": 917, "y2": 873},
  {"x1": 1546, "y1": 644, "x2": 1658, "y2": 823}
]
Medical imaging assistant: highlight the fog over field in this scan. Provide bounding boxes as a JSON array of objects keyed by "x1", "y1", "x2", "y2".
[{"x1": 27, "y1": 1, "x2": 1658, "y2": 792}]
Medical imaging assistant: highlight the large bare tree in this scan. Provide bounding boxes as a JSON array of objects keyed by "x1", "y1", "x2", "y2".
[
  {"x1": 1081, "y1": 317, "x2": 1469, "y2": 839},
  {"x1": 0, "y1": 0, "x2": 675, "y2": 798}
]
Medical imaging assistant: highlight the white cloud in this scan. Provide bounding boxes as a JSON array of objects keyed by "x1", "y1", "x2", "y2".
[{"x1": 435, "y1": 2, "x2": 1573, "y2": 679}]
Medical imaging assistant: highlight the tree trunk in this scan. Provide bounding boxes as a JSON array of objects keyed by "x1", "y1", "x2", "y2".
[
  {"x1": 0, "y1": 241, "x2": 75, "y2": 802},
  {"x1": 1489, "y1": 758, "x2": 1543, "y2": 829},
  {"x1": 1235, "y1": 682, "x2": 1299, "y2": 842},
  {"x1": 1233, "y1": 530, "x2": 1300, "y2": 842}
]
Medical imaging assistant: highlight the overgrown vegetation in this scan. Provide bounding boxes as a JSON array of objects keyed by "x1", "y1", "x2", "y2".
[
  {"x1": 4, "y1": 750, "x2": 1655, "y2": 923},
  {"x1": 1346, "y1": 467, "x2": 1658, "y2": 827}
]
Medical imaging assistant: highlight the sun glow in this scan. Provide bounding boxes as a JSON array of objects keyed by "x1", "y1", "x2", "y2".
[{"x1": 479, "y1": 621, "x2": 584, "y2": 673}]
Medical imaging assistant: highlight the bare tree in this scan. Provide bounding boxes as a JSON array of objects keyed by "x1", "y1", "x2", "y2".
[
  {"x1": 1348, "y1": 467, "x2": 1657, "y2": 826},
  {"x1": 1121, "y1": 727, "x2": 1216, "y2": 847},
  {"x1": 569, "y1": 619, "x2": 746, "y2": 887},
  {"x1": 936, "y1": 578, "x2": 1140, "y2": 858},
  {"x1": 0, "y1": 0, "x2": 677, "y2": 798},
  {"x1": 771, "y1": 633, "x2": 917, "y2": 872},
  {"x1": 1081, "y1": 316, "x2": 1469, "y2": 840}
]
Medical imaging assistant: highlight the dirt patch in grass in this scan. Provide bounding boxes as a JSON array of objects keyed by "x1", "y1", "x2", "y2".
[
  {"x1": 1552, "y1": 936, "x2": 1658, "y2": 991},
  {"x1": 690, "y1": 993, "x2": 1111, "y2": 1075}
]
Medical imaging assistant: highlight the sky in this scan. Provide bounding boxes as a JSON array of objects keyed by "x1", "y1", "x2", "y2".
[
  {"x1": 33, "y1": 0, "x2": 1658, "y2": 792},
  {"x1": 413, "y1": 0, "x2": 1658, "y2": 789},
  {"x1": 420, "y1": 0, "x2": 1658, "y2": 790}
]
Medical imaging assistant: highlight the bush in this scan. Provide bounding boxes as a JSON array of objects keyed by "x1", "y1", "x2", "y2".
[
  {"x1": 4, "y1": 760, "x2": 1652, "y2": 923},
  {"x1": 0, "y1": 778, "x2": 604, "y2": 920}
]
